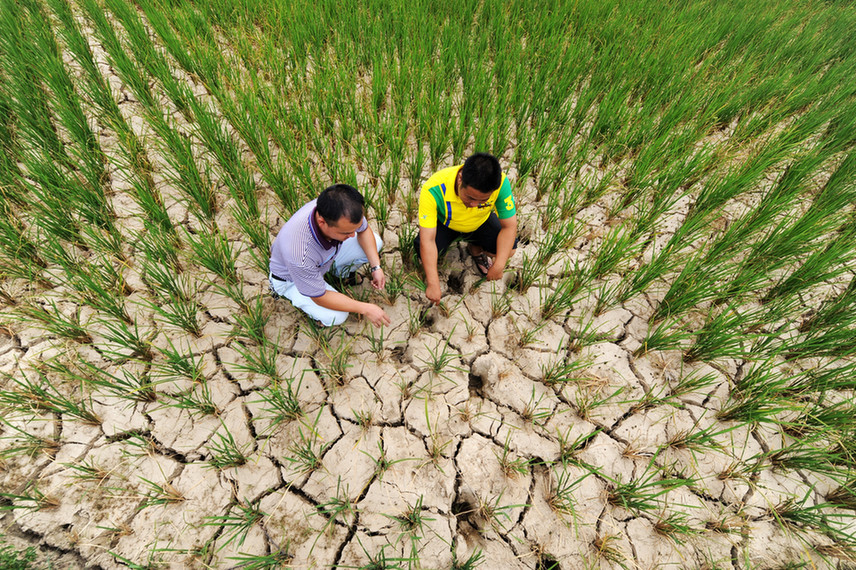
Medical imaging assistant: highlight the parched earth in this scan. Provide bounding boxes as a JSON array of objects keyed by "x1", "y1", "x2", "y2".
[{"x1": 0, "y1": 3, "x2": 854, "y2": 570}]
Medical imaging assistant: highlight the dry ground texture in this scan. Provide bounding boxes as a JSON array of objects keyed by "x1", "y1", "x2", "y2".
[{"x1": 1, "y1": 0, "x2": 856, "y2": 568}]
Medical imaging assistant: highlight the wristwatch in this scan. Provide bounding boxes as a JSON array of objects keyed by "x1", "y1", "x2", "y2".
[{"x1": 370, "y1": 265, "x2": 381, "y2": 273}]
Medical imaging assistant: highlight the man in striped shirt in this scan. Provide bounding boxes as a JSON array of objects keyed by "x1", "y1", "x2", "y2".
[
  {"x1": 269, "y1": 184, "x2": 390, "y2": 327},
  {"x1": 417, "y1": 153, "x2": 518, "y2": 304}
]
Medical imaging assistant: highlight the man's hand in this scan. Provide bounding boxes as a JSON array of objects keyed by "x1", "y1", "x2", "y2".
[
  {"x1": 425, "y1": 282, "x2": 442, "y2": 305},
  {"x1": 485, "y1": 263, "x2": 504, "y2": 281},
  {"x1": 361, "y1": 303, "x2": 391, "y2": 327},
  {"x1": 370, "y1": 268, "x2": 386, "y2": 290}
]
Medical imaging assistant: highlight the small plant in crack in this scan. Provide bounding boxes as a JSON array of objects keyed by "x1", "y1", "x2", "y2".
[
  {"x1": 546, "y1": 468, "x2": 587, "y2": 518},
  {"x1": 489, "y1": 287, "x2": 512, "y2": 321},
  {"x1": 590, "y1": 534, "x2": 626, "y2": 566},
  {"x1": 557, "y1": 428, "x2": 598, "y2": 466},
  {"x1": 152, "y1": 337, "x2": 206, "y2": 384},
  {"x1": 137, "y1": 476, "x2": 185, "y2": 509},
  {"x1": 0, "y1": 419, "x2": 60, "y2": 460},
  {"x1": 365, "y1": 324, "x2": 387, "y2": 361},
  {"x1": 520, "y1": 387, "x2": 552, "y2": 426},
  {"x1": 205, "y1": 422, "x2": 250, "y2": 470},
  {"x1": 284, "y1": 408, "x2": 329, "y2": 476},
  {"x1": 653, "y1": 510, "x2": 702, "y2": 545},
  {"x1": 203, "y1": 497, "x2": 267, "y2": 552},
  {"x1": 313, "y1": 477, "x2": 356, "y2": 537},
  {"x1": 352, "y1": 408, "x2": 373, "y2": 431},
  {"x1": 451, "y1": 547, "x2": 484, "y2": 569},
  {"x1": 65, "y1": 458, "x2": 113, "y2": 486},
  {"x1": 257, "y1": 375, "x2": 304, "y2": 427},
  {"x1": 363, "y1": 440, "x2": 417, "y2": 481},
  {"x1": 0, "y1": 482, "x2": 60, "y2": 512},
  {"x1": 605, "y1": 457, "x2": 695, "y2": 516},
  {"x1": 159, "y1": 382, "x2": 220, "y2": 419},
  {"x1": 419, "y1": 333, "x2": 464, "y2": 379},
  {"x1": 226, "y1": 548, "x2": 293, "y2": 570},
  {"x1": 388, "y1": 494, "x2": 433, "y2": 537},
  {"x1": 316, "y1": 332, "x2": 354, "y2": 386},
  {"x1": 495, "y1": 433, "x2": 531, "y2": 479},
  {"x1": 406, "y1": 298, "x2": 430, "y2": 336},
  {"x1": 471, "y1": 491, "x2": 523, "y2": 534}
]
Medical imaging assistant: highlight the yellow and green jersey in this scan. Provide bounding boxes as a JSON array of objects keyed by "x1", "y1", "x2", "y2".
[{"x1": 417, "y1": 165, "x2": 516, "y2": 232}]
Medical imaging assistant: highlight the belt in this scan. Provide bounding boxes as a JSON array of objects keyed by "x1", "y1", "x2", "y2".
[{"x1": 270, "y1": 272, "x2": 290, "y2": 283}]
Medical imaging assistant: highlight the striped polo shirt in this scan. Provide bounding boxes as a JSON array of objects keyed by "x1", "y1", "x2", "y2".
[{"x1": 269, "y1": 199, "x2": 367, "y2": 298}]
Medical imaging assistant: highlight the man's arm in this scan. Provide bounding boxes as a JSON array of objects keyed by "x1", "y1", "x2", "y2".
[
  {"x1": 419, "y1": 226, "x2": 442, "y2": 304},
  {"x1": 486, "y1": 214, "x2": 517, "y2": 281},
  {"x1": 356, "y1": 226, "x2": 385, "y2": 290},
  {"x1": 312, "y1": 290, "x2": 390, "y2": 326}
]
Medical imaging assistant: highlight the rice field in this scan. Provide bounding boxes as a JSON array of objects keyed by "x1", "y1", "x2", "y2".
[{"x1": 1, "y1": 0, "x2": 855, "y2": 567}]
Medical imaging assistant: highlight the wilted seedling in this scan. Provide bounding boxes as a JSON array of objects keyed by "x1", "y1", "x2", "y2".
[
  {"x1": 418, "y1": 333, "x2": 464, "y2": 379},
  {"x1": 65, "y1": 458, "x2": 113, "y2": 486},
  {"x1": 547, "y1": 469, "x2": 590, "y2": 518},
  {"x1": 653, "y1": 511, "x2": 701, "y2": 545},
  {"x1": 590, "y1": 533, "x2": 626, "y2": 565},
  {"x1": 0, "y1": 482, "x2": 60, "y2": 512},
  {"x1": 137, "y1": 476, "x2": 185, "y2": 509},
  {"x1": 0, "y1": 419, "x2": 61, "y2": 460},
  {"x1": 316, "y1": 332, "x2": 354, "y2": 386}
]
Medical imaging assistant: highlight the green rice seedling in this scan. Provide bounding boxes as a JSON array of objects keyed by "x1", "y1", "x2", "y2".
[
  {"x1": 556, "y1": 428, "x2": 599, "y2": 467},
  {"x1": 541, "y1": 354, "x2": 589, "y2": 387},
  {"x1": 136, "y1": 477, "x2": 186, "y2": 509},
  {"x1": 0, "y1": 539, "x2": 37, "y2": 569},
  {"x1": 362, "y1": 439, "x2": 418, "y2": 483},
  {"x1": 152, "y1": 338, "x2": 206, "y2": 384},
  {"x1": 159, "y1": 383, "x2": 220, "y2": 419},
  {"x1": 0, "y1": 369, "x2": 100, "y2": 426},
  {"x1": 406, "y1": 299, "x2": 429, "y2": 337},
  {"x1": 316, "y1": 333, "x2": 354, "y2": 386},
  {"x1": 257, "y1": 375, "x2": 304, "y2": 426},
  {"x1": 471, "y1": 491, "x2": 525, "y2": 535},
  {"x1": 768, "y1": 495, "x2": 856, "y2": 549},
  {"x1": 206, "y1": 422, "x2": 249, "y2": 470},
  {"x1": 64, "y1": 458, "x2": 113, "y2": 487},
  {"x1": 605, "y1": 457, "x2": 695, "y2": 516},
  {"x1": 204, "y1": 498, "x2": 267, "y2": 552},
  {"x1": 0, "y1": 483, "x2": 59, "y2": 512},
  {"x1": 574, "y1": 385, "x2": 624, "y2": 423},
  {"x1": 232, "y1": 339, "x2": 279, "y2": 381},
  {"x1": 653, "y1": 511, "x2": 702, "y2": 546},
  {"x1": 418, "y1": 334, "x2": 463, "y2": 379},
  {"x1": 547, "y1": 468, "x2": 593, "y2": 519},
  {"x1": 45, "y1": 358, "x2": 158, "y2": 403},
  {"x1": 283, "y1": 408, "x2": 329, "y2": 476},
  {"x1": 225, "y1": 549, "x2": 293, "y2": 570},
  {"x1": 540, "y1": 267, "x2": 585, "y2": 322},
  {"x1": 186, "y1": 228, "x2": 239, "y2": 285},
  {"x1": 0, "y1": 418, "x2": 60, "y2": 460},
  {"x1": 451, "y1": 548, "x2": 484, "y2": 570},
  {"x1": 633, "y1": 317, "x2": 694, "y2": 358},
  {"x1": 494, "y1": 434, "x2": 530, "y2": 480},
  {"x1": 11, "y1": 299, "x2": 91, "y2": 343},
  {"x1": 231, "y1": 294, "x2": 271, "y2": 346},
  {"x1": 312, "y1": 477, "x2": 356, "y2": 540},
  {"x1": 96, "y1": 317, "x2": 155, "y2": 362}
]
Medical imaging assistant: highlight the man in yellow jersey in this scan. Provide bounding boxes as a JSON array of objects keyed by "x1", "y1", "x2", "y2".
[{"x1": 416, "y1": 153, "x2": 518, "y2": 304}]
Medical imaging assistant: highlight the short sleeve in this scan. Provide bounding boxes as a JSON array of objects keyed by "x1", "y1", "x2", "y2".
[
  {"x1": 495, "y1": 177, "x2": 516, "y2": 219},
  {"x1": 418, "y1": 185, "x2": 439, "y2": 228}
]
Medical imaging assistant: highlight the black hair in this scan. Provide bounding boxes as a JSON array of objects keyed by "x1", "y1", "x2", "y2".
[
  {"x1": 460, "y1": 153, "x2": 502, "y2": 194},
  {"x1": 316, "y1": 184, "x2": 365, "y2": 224}
]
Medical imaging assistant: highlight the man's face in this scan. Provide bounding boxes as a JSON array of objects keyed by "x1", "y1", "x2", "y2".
[
  {"x1": 458, "y1": 185, "x2": 493, "y2": 209},
  {"x1": 317, "y1": 213, "x2": 360, "y2": 242}
]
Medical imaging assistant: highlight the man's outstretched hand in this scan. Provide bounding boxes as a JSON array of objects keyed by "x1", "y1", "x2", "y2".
[{"x1": 362, "y1": 303, "x2": 391, "y2": 327}]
